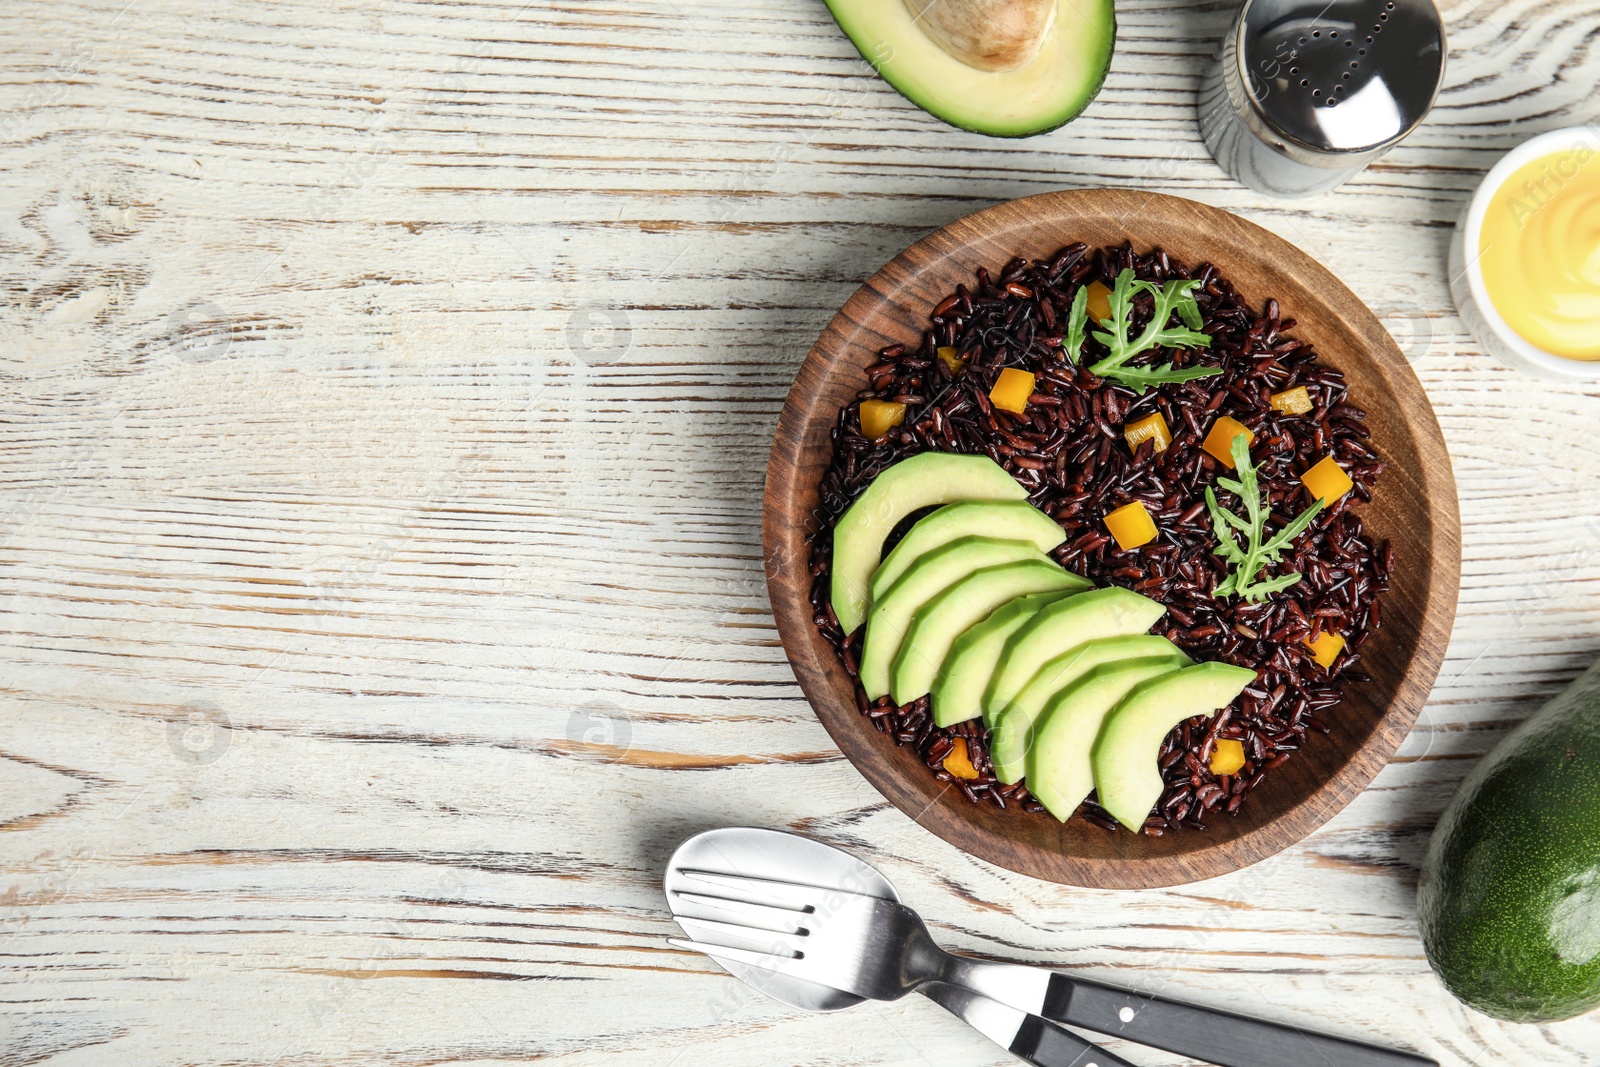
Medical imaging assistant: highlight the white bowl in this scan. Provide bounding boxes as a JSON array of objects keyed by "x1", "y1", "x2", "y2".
[{"x1": 1450, "y1": 125, "x2": 1600, "y2": 380}]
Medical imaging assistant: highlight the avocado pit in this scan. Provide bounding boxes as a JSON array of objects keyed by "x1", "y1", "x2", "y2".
[{"x1": 903, "y1": 0, "x2": 1056, "y2": 72}]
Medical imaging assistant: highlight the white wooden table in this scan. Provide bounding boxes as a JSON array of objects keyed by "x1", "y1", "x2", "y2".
[{"x1": 2, "y1": 1, "x2": 1599, "y2": 1063}]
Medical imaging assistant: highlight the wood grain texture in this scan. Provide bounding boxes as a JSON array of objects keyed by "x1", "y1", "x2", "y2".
[
  {"x1": 0, "y1": 0, "x2": 1597, "y2": 1064},
  {"x1": 764, "y1": 188, "x2": 1461, "y2": 889}
]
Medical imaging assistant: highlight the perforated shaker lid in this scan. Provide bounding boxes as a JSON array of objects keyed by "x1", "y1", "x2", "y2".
[{"x1": 1239, "y1": 0, "x2": 1446, "y2": 155}]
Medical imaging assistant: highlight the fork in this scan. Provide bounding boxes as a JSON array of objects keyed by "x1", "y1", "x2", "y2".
[{"x1": 667, "y1": 869, "x2": 1437, "y2": 1067}]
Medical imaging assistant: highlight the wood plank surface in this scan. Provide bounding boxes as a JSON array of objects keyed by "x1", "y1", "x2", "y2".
[{"x1": 1, "y1": 0, "x2": 1598, "y2": 1064}]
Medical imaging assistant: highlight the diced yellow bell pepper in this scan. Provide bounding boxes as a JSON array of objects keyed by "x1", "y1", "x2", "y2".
[
  {"x1": 859, "y1": 399, "x2": 906, "y2": 439},
  {"x1": 1085, "y1": 280, "x2": 1113, "y2": 324},
  {"x1": 937, "y1": 346, "x2": 966, "y2": 374},
  {"x1": 1303, "y1": 630, "x2": 1345, "y2": 670},
  {"x1": 1210, "y1": 738, "x2": 1246, "y2": 776},
  {"x1": 1201, "y1": 415, "x2": 1255, "y2": 468},
  {"x1": 1301, "y1": 456, "x2": 1354, "y2": 506},
  {"x1": 943, "y1": 737, "x2": 979, "y2": 780},
  {"x1": 989, "y1": 368, "x2": 1036, "y2": 414},
  {"x1": 1104, "y1": 501, "x2": 1158, "y2": 550},
  {"x1": 1124, "y1": 412, "x2": 1172, "y2": 455},
  {"x1": 1271, "y1": 386, "x2": 1314, "y2": 415}
]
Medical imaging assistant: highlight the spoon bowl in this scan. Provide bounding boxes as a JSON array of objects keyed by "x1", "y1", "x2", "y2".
[{"x1": 664, "y1": 826, "x2": 898, "y2": 1012}]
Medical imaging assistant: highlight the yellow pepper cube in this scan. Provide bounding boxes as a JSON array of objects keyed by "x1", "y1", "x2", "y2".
[
  {"x1": 1301, "y1": 456, "x2": 1354, "y2": 505},
  {"x1": 989, "y1": 368, "x2": 1036, "y2": 414},
  {"x1": 1084, "y1": 280, "x2": 1113, "y2": 324},
  {"x1": 1124, "y1": 411, "x2": 1172, "y2": 455},
  {"x1": 1104, "y1": 501, "x2": 1158, "y2": 550},
  {"x1": 858, "y1": 399, "x2": 905, "y2": 440},
  {"x1": 1201, "y1": 415, "x2": 1256, "y2": 468},
  {"x1": 943, "y1": 737, "x2": 979, "y2": 780},
  {"x1": 1271, "y1": 385, "x2": 1314, "y2": 414},
  {"x1": 936, "y1": 346, "x2": 966, "y2": 374},
  {"x1": 1304, "y1": 630, "x2": 1345, "y2": 670},
  {"x1": 1210, "y1": 738, "x2": 1247, "y2": 776}
]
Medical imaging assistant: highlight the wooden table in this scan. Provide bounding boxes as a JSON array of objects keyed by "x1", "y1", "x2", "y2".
[{"x1": 2, "y1": 1, "x2": 1597, "y2": 1064}]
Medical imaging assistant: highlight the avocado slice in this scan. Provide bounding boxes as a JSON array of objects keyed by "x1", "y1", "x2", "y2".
[
  {"x1": 1026, "y1": 657, "x2": 1190, "y2": 820},
  {"x1": 1420, "y1": 656, "x2": 1600, "y2": 1022},
  {"x1": 886, "y1": 560, "x2": 1088, "y2": 706},
  {"x1": 998, "y1": 634, "x2": 1192, "y2": 735},
  {"x1": 1092, "y1": 662, "x2": 1257, "y2": 831},
  {"x1": 830, "y1": 453, "x2": 1026, "y2": 635},
  {"x1": 993, "y1": 649, "x2": 1189, "y2": 786},
  {"x1": 823, "y1": 0, "x2": 1116, "y2": 138},
  {"x1": 926, "y1": 589, "x2": 1082, "y2": 727},
  {"x1": 991, "y1": 636, "x2": 1191, "y2": 785},
  {"x1": 859, "y1": 536, "x2": 1051, "y2": 699},
  {"x1": 870, "y1": 501, "x2": 1066, "y2": 604},
  {"x1": 984, "y1": 587, "x2": 1166, "y2": 727}
]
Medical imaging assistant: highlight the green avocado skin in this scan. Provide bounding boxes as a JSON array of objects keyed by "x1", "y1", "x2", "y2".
[{"x1": 1419, "y1": 657, "x2": 1600, "y2": 1023}]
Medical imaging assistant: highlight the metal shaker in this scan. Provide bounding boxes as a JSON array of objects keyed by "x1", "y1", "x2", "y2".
[{"x1": 1198, "y1": 0, "x2": 1447, "y2": 197}]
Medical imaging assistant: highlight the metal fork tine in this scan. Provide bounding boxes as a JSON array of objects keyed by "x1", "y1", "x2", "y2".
[
  {"x1": 667, "y1": 937, "x2": 813, "y2": 978},
  {"x1": 672, "y1": 914, "x2": 808, "y2": 957},
  {"x1": 670, "y1": 890, "x2": 810, "y2": 931},
  {"x1": 674, "y1": 868, "x2": 828, "y2": 909}
]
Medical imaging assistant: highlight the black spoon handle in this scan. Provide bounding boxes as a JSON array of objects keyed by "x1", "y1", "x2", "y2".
[{"x1": 1043, "y1": 973, "x2": 1438, "y2": 1067}]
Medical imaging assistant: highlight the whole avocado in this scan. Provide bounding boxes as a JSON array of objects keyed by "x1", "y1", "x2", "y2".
[{"x1": 1419, "y1": 656, "x2": 1600, "y2": 1022}]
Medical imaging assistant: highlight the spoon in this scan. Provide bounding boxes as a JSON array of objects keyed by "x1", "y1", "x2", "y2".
[{"x1": 666, "y1": 826, "x2": 1132, "y2": 1066}]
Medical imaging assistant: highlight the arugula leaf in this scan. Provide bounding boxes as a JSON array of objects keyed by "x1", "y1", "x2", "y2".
[
  {"x1": 1100, "y1": 268, "x2": 1139, "y2": 351},
  {"x1": 1106, "y1": 362, "x2": 1225, "y2": 391},
  {"x1": 1063, "y1": 286, "x2": 1088, "y2": 365},
  {"x1": 1174, "y1": 282, "x2": 1205, "y2": 331},
  {"x1": 1061, "y1": 268, "x2": 1221, "y2": 394},
  {"x1": 1204, "y1": 433, "x2": 1325, "y2": 604}
]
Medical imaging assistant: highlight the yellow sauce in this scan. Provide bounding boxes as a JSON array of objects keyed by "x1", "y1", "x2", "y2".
[{"x1": 1479, "y1": 145, "x2": 1600, "y2": 361}]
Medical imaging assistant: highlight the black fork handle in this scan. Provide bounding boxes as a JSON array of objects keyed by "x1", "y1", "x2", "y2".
[
  {"x1": 1011, "y1": 1014, "x2": 1139, "y2": 1067},
  {"x1": 1042, "y1": 973, "x2": 1438, "y2": 1067},
  {"x1": 920, "y1": 982, "x2": 1138, "y2": 1067}
]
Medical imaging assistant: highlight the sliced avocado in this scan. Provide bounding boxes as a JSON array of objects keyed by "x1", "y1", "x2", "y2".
[
  {"x1": 859, "y1": 536, "x2": 1050, "y2": 699},
  {"x1": 823, "y1": 0, "x2": 1116, "y2": 138},
  {"x1": 993, "y1": 651, "x2": 1188, "y2": 786},
  {"x1": 991, "y1": 636, "x2": 1191, "y2": 785},
  {"x1": 870, "y1": 501, "x2": 1066, "y2": 604},
  {"x1": 1420, "y1": 657, "x2": 1600, "y2": 1022},
  {"x1": 984, "y1": 587, "x2": 1166, "y2": 727},
  {"x1": 1092, "y1": 662, "x2": 1257, "y2": 831},
  {"x1": 887, "y1": 560, "x2": 1087, "y2": 706},
  {"x1": 926, "y1": 589, "x2": 1082, "y2": 727},
  {"x1": 830, "y1": 453, "x2": 1026, "y2": 635},
  {"x1": 997, "y1": 634, "x2": 1192, "y2": 735},
  {"x1": 1025, "y1": 657, "x2": 1190, "y2": 819}
]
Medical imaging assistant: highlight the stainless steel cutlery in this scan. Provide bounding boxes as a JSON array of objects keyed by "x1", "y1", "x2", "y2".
[{"x1": 666, "y1": 827, "x2": 1436, "y2": 1067}]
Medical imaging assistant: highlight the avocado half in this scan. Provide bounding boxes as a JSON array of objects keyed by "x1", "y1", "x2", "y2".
[{"x1": 824, "y1": 0, "x2": 1116, "y2": 137}]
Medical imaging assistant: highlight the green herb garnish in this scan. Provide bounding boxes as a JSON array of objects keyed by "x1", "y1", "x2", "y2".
[
  {"x1": 1062, "y1": 268, "x2": 1222, "y2": 394},
  {"x1": 1204, "y1": 433, "x2": 1324, "y2": 603},
  {"x1": 1064, "y1": 286, "x2": 1089, "y2": 365}
]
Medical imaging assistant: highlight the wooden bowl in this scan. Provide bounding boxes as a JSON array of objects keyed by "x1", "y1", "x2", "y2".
[{"x1": 763, "y1": 189, "x2": 1460, "y2": 889}]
